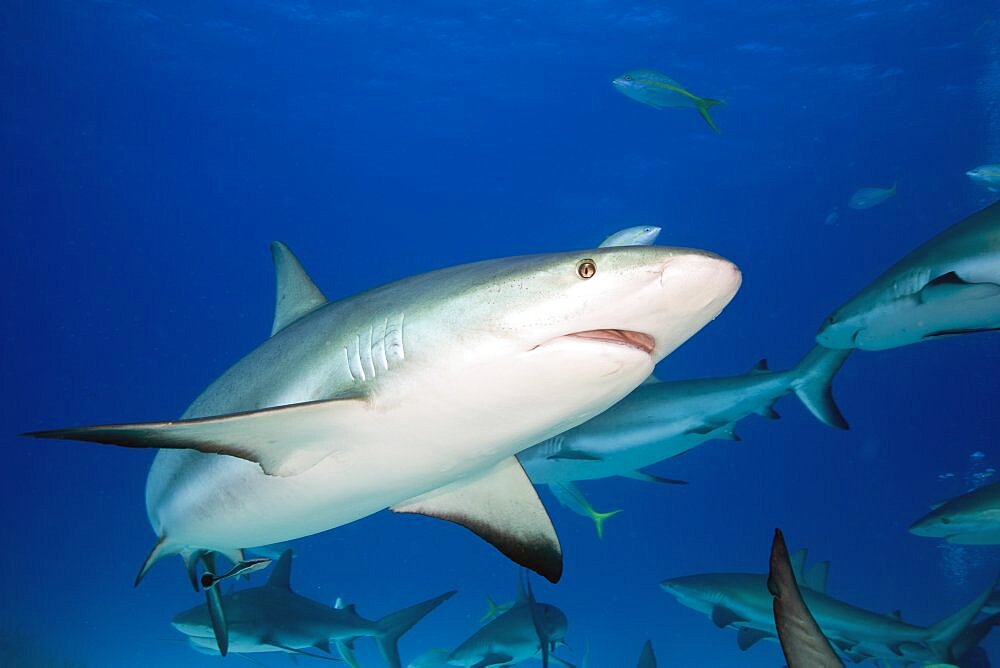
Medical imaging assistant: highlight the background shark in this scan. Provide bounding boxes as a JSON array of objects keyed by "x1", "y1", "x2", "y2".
[
  {"x1": 817, "y1": 200, "x2": 1000, "y2": 350},
  {"x1": 518, "y1": 345, "x2": 849, "y2": 534},
  {"x1": 636, "y1": 640, "x2": 657, "y2": 668},
  {"x1": 910, "y1": 481, "x2": 1000, "y2": 545},
  {"x1": 661, "y1": 547, "x2": 996, "y2": 664},
  {"x1": 172, "y1": 549, "x2": 454, "y2": 668},
  {"x1": 26, "y1": 241, "x2": 740, "y2": 586},
  {"x1": 409, "y1": 573, "x2": 572, "y2": 668}
]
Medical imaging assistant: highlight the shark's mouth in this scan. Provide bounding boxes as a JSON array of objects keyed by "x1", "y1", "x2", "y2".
[{"x1": 566, "y1": 329, "x2": 656, "y2": 354}]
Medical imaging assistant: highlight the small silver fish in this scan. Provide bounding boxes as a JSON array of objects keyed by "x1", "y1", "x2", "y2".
[
  {"x1": 599, "y1": 225, "x2": 662, "y2": 248},
  {"x1": 967, "y1": 164, "x2": 1000, "y2": 192},
  {"x1": 848, "y1": 182, "x2": 897, "y2": 210}
]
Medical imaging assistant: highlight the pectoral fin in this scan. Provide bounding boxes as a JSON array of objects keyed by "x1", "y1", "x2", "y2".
[
  {"x1": 621, "y1": 469, "x2": 688, "y2": 485},
  {"x1": 546, "y1": 448, "x2": 603, "y2": 462},
  {"x1": 737, "y1": 627, "x2": 771, "y2": 650},
  {"x1": 392, "y1": 457, "x2": 563, "y2": 583},
  {"x1": 947, "y1": 531, "x2": 1000, "y2": 545},
  {"x1": 711, "y1": 605, "x2": 745, "y2": 628},
  {"x1": 473, "y1": 653, "x2": 515, "y2": 668},
  {"x1": 24, "y1": 395, "x2": 370, "y2": 477},
  {"x1": 919, "y1": 271, "x2": 1000, "y2": 304}
]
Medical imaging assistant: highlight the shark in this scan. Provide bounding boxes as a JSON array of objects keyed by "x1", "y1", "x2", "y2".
[
  {"x1": 517, "y1": 345, "x2": 850, "y2": 534},
  {"x1": 661, "y1": 548, "x2": 996, "y2": 664},
  {"x1": 409, "y1": 573, "x2": 572, "y2": 668},
  {"x1": 909, "y1": 481, "x2": 1000, "y2": 545},
  {"x1": 817, "y1": 200, "x2": 1000, "y2": 350},
  {"x1": 768, "y1": 529, "x2": 843, "y2": 668},
  {"x1": 172, "y1": 549, "x2": 454, "y2": 668},
  {"x1": 25, "y1": 240, "x2": 741, "y2": 586}
]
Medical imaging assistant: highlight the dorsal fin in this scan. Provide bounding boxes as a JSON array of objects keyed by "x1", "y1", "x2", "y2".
[
  {"x1": 750, "y1": 359, "x2": 769, "y2": 374},
  {"x1": 804, "y1": 560, "x2": 830, "y2": 593},
  {"x1": 267, "y1": 549, "x2": 294, "y2": 589},
  {"x1": 789, "y1": 548, "x2": 807, "y2": 583},
  {"x1": 270, "y1": 241, "x2": 328, "y2": 336}
]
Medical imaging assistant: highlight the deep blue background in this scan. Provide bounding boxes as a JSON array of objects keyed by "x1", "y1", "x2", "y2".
[{"x1": 3, "y1": 1, "x2": 999, "y2": 666}]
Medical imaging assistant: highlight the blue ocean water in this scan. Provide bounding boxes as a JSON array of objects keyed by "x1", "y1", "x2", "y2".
[{"x1": 3, "y1": 1, "x2": 999, "y2": 666}]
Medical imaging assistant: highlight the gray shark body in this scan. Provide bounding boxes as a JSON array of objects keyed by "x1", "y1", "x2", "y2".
[
  {"x1": 27, "y1": 242, "x2": 740, "y2": 585},
  {"x1": 662, "y1": 550, "x2": 994, "y2": 664},
  {"x1": 414, "y1": 574, "x2": 572, "y2": 668},
  {"x1": 910, "y1": 481, "x2": 1000, "y2": 545},
  {"x1": 519, "y1": 345, "x2": 849, "y2": 487},
  {"x1": 818, "y1": 200, "x2": 1000, "y2": 350},
  {"x1": 172, "y1": 550, "x2": 454, "y2": 668}
]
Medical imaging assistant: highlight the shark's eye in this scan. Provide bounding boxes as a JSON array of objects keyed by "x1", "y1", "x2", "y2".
[
  {"x1": 577, "y1": 259, "x2": 597, "y2": 279},
  {"x1": 940, "y1": 517, "x2": 951, "y2": 524},
  {"x1": 624, "y1": 75, "x2": 632, "y2": 81}
]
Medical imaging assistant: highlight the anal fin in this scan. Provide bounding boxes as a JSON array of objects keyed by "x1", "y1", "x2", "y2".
[{"x1": 392, "y1": 457, "x2": 563, "y2": 583}]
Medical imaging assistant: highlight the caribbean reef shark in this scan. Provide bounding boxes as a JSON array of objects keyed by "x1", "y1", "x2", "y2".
[
  {"x1": 25, "y1": 241, "x2": 740, "y2": 585},
  {"x1": 172, "y1": 549, "x2": 453, "y2": 668},
  {"x1": 661, "y1": 548, "x2": 996, "y2": 664},
  {"x1": 910, "y1": 481, "x2": 1000, "y2": 545},
  {"x1": 410, "y1": 573, "x2": 572, "y2": 668},
  {"x1": 817, "y1": 200, "x2": 1000, "y2": 350},
  {"x1": 518, "y1": 345, "x2": 850, "y2": 533}
]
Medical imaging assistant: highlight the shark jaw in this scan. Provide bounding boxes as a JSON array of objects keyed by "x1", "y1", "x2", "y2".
[{"x1": 561, "y1": 329, "x2": 656, "y2": 354}]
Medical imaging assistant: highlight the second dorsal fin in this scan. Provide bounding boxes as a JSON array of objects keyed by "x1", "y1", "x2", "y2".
[{"x1": 271, "y1": 241, "x2": 328, "y2": 336}]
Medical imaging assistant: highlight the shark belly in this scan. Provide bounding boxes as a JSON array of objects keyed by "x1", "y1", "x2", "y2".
[{"x1": 145, "y1": 334, "x2": 654, "y2": 552}]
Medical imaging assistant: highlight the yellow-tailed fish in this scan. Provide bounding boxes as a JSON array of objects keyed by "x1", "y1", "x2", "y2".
[
  {"x1": 966, "y1": 164, "x2": 1000, "y2": 192},
  {"x1": 612, "y1": 68, "x2": 724, "y2": 134},
  {"x1": 848, "y1": 182, "x2": 897, "y2": 210}
]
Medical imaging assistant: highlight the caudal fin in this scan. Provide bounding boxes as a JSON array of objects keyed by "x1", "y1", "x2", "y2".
[
  {"x1": 926, "y1": 577, "x2": 998, "y2": 659},
  {"x1": 696, "y1": 98, "x2": 724, "y2": 134},
  {"x1": 374, "y1": 590, "x2": 456, "y2": 668},
  {"x1": 788, "y1": 346, "x2": 852, "y2": 430},
  {"x1": 549, "y1": 482, "x2": 622, "y2": 539}
]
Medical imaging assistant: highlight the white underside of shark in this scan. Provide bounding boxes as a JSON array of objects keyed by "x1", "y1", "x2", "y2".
[{"x1": 27, "y1": 241, "x2": 741, "y2": 583}]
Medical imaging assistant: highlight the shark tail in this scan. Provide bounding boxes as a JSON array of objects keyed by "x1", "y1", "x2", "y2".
[
  {"x1": 373, "y1": 590, "x2": 456, "y2": 668},
  {"x1": 925, "y1": 577, "x2": 997, "y2": 659},
  {"x1": 787, "y1": 346, "x2": 852, "y2": 430},
  {"x1": 695, "y1": 97, "x2": 724, "y2": 134}
]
